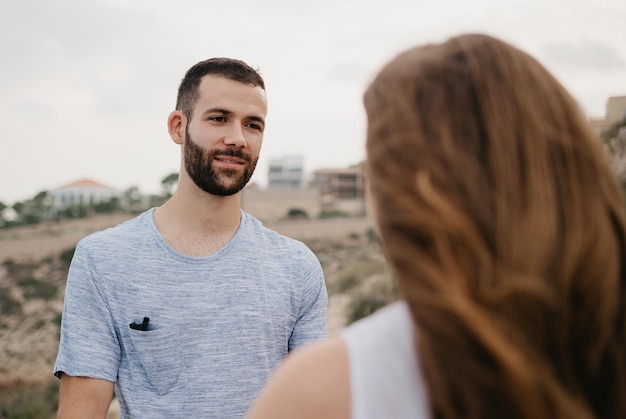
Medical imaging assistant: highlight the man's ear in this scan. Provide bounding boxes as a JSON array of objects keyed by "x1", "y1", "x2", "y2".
[{"x1": 168, "y1": 110, "x2": 186, "y2": 145}]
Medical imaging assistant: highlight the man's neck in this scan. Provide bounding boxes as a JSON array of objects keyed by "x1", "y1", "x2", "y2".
[{"x1": 153, "y1": 188, "x2": 243, "y2": 257}]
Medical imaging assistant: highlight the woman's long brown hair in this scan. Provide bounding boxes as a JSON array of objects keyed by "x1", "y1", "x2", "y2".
[{"x1": 364, "y1": 34, "x2": 626, "y2": 418}]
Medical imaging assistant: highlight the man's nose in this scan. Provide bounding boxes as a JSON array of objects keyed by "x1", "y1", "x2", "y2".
[{"x1": 224, "y1": 123, "x2": 247, "y2": 148}]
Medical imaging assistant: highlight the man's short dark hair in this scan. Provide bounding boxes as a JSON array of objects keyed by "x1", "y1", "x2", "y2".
[{"x1": 176, "y1": 57, "x2": 265, "y2": 120}]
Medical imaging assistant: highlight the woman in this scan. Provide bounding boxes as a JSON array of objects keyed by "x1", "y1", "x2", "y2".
[{"x1": 247, "y1": 33, "x2": 626, "y2": 419}]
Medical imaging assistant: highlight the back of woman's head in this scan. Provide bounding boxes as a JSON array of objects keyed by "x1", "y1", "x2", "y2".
[{"x1": 364, "y1": 33, "x2": 626, "y2": 418}]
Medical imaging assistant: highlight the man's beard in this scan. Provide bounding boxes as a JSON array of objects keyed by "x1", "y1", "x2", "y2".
[{"x1": 183, "y1": 128, "x2": 258, "y2": 196}]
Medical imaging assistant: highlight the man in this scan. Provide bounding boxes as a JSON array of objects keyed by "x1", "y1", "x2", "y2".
[{"x1": 54, "y1": 58, "x2": 328, "y2": 418}]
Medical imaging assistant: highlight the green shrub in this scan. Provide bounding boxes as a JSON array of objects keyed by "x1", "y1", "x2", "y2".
[
  {"x1": 52, "y1": 313, "x2": 62, "y2": 327},
  {"x1": 345, "y1": 279, "x2": 399, "y2": 325},
  {"x1": 30, "y1": 319, "x2": 47, "y2": 332},
  {"x1": 0, "y1": 380, "x2": 59, "y2": 419},
  {"x1": 1, "y1": 259, "x2": 17, "y2": 275},
  {"x1": 286, "y1": 208, "x2": 309, "y2": 219},
  {"x1": 17, "y1": 277, "x2": 58, "y2": 301},
  {"x1": 329, "y1": 261, "x2": 388, "y2": 294},
  {"x1": 366, "y1": 228, "x2": 379, "y2": 244},
  {"x1": 59, "y1": 247, "x2": 76, "y2": 265},
  {"x1": 1, "y1": 259, "x2": 35, "y2": 280},
  {"x1": 601, "y1": 116, "x2": 626, "y2": 142},
  {"x1": 5, "y1": 403, "x2": 49, "y2": 419},
  {"x1": 318, "y1": 210, "x2": 350, "y2": 219},
  {"x1": 0, "y1": 289, "x2": 21, "y2": 315}
]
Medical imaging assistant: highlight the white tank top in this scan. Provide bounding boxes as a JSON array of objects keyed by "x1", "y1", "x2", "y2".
[{"x1": 342, "y1": 301, "x2": 431, "y2": 419}]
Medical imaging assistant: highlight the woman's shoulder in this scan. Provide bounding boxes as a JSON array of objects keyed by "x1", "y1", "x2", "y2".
[{"x1": 247, "y1": 337, "x2": 350, "y2": 419}]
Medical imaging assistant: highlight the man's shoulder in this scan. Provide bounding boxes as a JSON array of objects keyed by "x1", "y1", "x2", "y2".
[
  {"x1": 78, "y1": 209, "x2": 152, "y2": 250},
  {"x1": 242, "y1": 212, "x2": 309, "y2": 251},
  {"x1": 240, "y1": 213, "x2": 324, "y2": 282}
]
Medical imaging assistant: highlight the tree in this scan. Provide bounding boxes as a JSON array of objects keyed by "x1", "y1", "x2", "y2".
[
  {"x1": 161, "y1": 172, "x2": 179, "y2": 197},
  {"x1": 12, "y1": 199, "x2": 43, "y2": 225},
  {"x1": 122, "y1": 186, "x2": 146, "y2": 213},
  {"x1": 33, "y1": 190, "x2": 49, "y2": 202},
  {"x1": 94, "y1": 197, "x2": 120, "y2": 214},
  {"x1": 602, "y1": 116, "x2": 626, "y2": 142},
  {"x1": 123, "y1": 186, "x2": 142, "y2": 204},
  {"x1": 12, "y1": 201, "x2": 24, "y2": 221},
  {"x1": 0, "y1": 201, "x2": 6, "y2": 226},
  {"x1": 605, "y1": 118, "x2": 626, "y2": 197}
]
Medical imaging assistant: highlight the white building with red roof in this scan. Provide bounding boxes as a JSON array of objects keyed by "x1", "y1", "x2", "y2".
[{"x1": 48, "y1": 178, "x2": 120, "y2": 209}]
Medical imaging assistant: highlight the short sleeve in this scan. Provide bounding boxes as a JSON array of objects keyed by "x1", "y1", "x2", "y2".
[
  {"x1": 54, "y1": 241, "x2": 120, "y2": 382},
  {"x1": 288, "y1": 251, "x2": 328, "y2": 351}
]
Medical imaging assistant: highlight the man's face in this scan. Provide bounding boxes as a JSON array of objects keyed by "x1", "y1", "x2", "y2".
[
  {"x1": 184, "y1": 126, "x2": 259, "y2": 196},
  {"x1": 183, "y1": 75, "x2": 267, "y2": 196}
]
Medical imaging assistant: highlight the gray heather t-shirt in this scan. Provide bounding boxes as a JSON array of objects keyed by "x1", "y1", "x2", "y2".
[{"x1": 54, "y1": 208, "x2": 328, "y2": 418}]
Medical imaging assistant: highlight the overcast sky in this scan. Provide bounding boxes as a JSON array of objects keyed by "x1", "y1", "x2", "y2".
[{"x1": 1, "y1": 0, "x2": 625, "y2": 205}]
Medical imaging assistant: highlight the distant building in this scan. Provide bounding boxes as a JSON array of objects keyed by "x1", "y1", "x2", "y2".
[
  {"x1": 267, "y1": 155, "x2": 306, "y2": 188},
  {"x1": 48, "y1": 178, "x2": 120, "y2": 209},
  {"x1": 590, "y1": 95, "x2": 626, "y2": 136},
  {"x1": 310, "y1": 163, "x2": 366, "y2": 216}
]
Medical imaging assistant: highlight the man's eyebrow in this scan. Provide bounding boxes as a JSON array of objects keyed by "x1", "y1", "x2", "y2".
[
  {"x1": 202, "y1": 107, "x2": 231, "y2": 116},
  {"x1": 248, "y1": 115, "x2": 265, "y2": 125}
]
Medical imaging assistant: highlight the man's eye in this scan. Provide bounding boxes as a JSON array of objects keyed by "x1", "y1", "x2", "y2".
[
  {"x1": 246, "y1": 123, "x2": 262, "y2": 131},
  {"x1": 210, "y1": 116, "x2": 226, "y2": 122}
]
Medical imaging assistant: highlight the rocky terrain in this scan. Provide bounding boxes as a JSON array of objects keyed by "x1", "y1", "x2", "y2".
[{"x1": 0, "y1": 213, "x2": 396, "y2": 417}]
